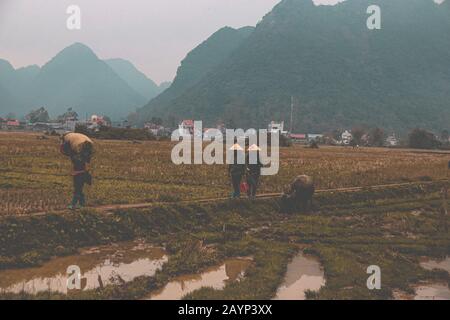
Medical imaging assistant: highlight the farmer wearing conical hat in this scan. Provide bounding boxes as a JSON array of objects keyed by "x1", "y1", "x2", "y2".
[
  {"x1": 228, "y1": 144, "x2": 246, "y2": 198},
  {"x1": 246, "y1": 144, "x2": 263, "y2": 199}
]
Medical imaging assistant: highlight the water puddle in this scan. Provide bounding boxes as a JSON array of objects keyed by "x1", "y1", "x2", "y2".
[
  {"x1": 414, "y1": 283, "x2": 450, "y2": 300},
  {"x1": 274, "y1": 252, "x2": 325, "y2": 300},
  {"x1": 420, "y1": 256, "x2": 450, "y2": 274},
  {"x1": 0, "y1": 240, "x2": 167, "y2": 295},
  {"x1": 147, "y1": 257, "x2": 252, "y2": 300}
]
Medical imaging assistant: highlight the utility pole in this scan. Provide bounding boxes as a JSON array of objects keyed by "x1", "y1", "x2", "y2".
[
  {"x1": 290, "y1": 96, "x2": 294, "y2": 134},
  {"x1": 440, "y1": 161, "x2": 449, "y2": 232}
]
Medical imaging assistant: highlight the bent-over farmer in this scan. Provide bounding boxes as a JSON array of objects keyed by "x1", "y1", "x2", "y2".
[{"x1": 60, "y1": 133, "x2": 94, "y2": 209}]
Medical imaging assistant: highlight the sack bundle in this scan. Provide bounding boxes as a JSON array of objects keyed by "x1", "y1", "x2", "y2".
[{"x1": 61, "y1": 133, "x2": 94, "y2": 163}]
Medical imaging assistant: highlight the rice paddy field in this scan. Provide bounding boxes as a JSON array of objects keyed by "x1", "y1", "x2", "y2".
[
  {"x1": 0, "y1": 131, "x2": 448, "y2": 215},
  {"x1": 0, "y1": 131, "x2": 449, "y2": 300}
]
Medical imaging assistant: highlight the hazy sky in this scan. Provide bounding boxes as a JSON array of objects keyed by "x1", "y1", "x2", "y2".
[{"x1": 0, "y1": 0, "x2": 344, "y2": 83}]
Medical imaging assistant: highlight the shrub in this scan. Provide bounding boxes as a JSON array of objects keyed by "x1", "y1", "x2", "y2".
[{"x1": 408, "y1": 128, "x2": 440, "y2": 150}]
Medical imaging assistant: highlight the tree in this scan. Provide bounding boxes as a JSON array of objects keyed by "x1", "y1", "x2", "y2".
[
  {"x1": 5, "y1": 112, "x2": 16, "y2": 120},
  {"x1": 127, "y1": 112, "x2": 139, "y2": 127},
  {"x1": 166, "y1": 114, "x2": 177, "y2": 128},
  {"x1": 103, "y1": 116, "x2": 112, "y2": 126},
  {"x1": 408, "y1": 128, "x2": 440, "y2": 150},
  {"x1": 75, "y1": 123, "x2": 89, "y2": 135},
  {"x1": 369, "y1": 127, "x2": 385, "y2": 147},
  {"x1": 441, "y1": 130, "x2": 449, "y2": 142},
  {"x1": 25, "y1": 107, "x2": 50, "y2": 123},
  {"x1": 58, "y1": 108, "x2": 78, "y2": 121},
  {"x1": 331, "y1": 129, "x2": 342, "y2": 141},
  {"x1": 351, "y1": 127, "x2": 366, "y2": 145},
  {"x1": 150, "y1": 117, "x2": 163, "y2": 126}
]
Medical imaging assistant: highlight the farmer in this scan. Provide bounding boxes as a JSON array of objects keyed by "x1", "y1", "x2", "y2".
[
  {"x1": 246, "y1": 144, "x2": 263, "y2": 199},
  {"x1": 60, "y1": 133, "x2": 93, "y2": 209},
  {"x1": 228, "y1": 144, "x2": 246, "y2": 199}
]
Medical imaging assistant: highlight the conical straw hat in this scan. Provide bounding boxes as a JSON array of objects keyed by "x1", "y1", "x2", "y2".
[
  {"x1": 229, "y1": 144, "x2": 244, "y2": 151},
  {"x1": 248, "y1": 144, "x2": 262, "y2": 151}
]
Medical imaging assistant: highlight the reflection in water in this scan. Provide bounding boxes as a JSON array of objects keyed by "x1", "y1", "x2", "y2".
[
  {"x1": 0, "y1": 240, "x2": 167, "y2": 295},
  {"x1": 416, "y1": 257, "x2": 450, "y2": 300},
  {"x1": 414, "y1": 284, "x2": 450, "y2": 300},
  {"x1": 420, "y1": 256, "x2": 450, "y2": 274},
  {"x1": 148, "y1": 258, "x2": 252, "y2": 300},
  {"x1": 274, "y1": 253, "x2": 325, "y2": 300}
]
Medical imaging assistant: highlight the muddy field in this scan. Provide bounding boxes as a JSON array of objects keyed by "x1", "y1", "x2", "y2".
[
  {"x1": 0, "y1": 181, "x2": 448, "y2": 300},
  {"x1": 0, "y1": 132, "x2": 449, "y2": 300}
]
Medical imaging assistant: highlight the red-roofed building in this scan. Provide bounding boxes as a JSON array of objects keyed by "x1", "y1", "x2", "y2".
[
  {"x1": 7, "y1": 120, "x2": 20, "y2": 127},
  {"x1": 145, "y1": 122, "x2": 165, "y2": 135},
  {"x1": 290, "y1": 133, "x2": 308, "y2": 144},
  {"x1": 178, "y1": 120, "x2": 195, "y2": 136}
]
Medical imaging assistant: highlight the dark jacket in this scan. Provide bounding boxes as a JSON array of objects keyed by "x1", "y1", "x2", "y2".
[
  {"x1": 229, "y1": 150, "x2": 246, "y2": 177},
  {"x1": 246, "y1": 153, "x2": 263, "y2": 177},
  {"x1": 229, "y1": 163, "x2": 246, "y2": 177}
]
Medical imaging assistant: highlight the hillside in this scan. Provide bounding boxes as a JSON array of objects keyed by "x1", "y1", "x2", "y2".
[
  {"x1": 0, "y1": 44, "x2": 163, "y2": 120},
  {"x1": 137, "y1": 0, "x2": 450, "y2": 132},
  {"x1": 30, "y1": 43, "x2": 146, "y2": 119},
  {"x1": 105, "y1": 58, "x2": 166, "y2": 100},
  {"x1": 137, "y1": 26, "x2": 255, "y2": 123}
]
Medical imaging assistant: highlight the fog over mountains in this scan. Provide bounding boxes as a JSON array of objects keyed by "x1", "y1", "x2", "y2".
[
  {"x1": 2, "y1": 0, "x2": 449, "y2": 132},
  {"x1": 0, "y1": 43, "x2": 168, "y2": 119},
  {"x1": 138, "y1": 0, "x2": 450, "y2": 132}
]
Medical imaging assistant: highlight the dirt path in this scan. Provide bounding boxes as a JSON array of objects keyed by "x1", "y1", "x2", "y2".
[{"x1": 3, "y1": 179, "x2": 447, "y2": 218}]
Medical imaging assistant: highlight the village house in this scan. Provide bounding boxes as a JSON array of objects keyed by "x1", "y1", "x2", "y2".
[
  {"x1": 308, "y1": 134, "x2": 324, "y2": 143},
  {"x1": 84, "y1": 115, "x2": 111, "y2": 131},
  {"x1": 145, "y1": 122, "x2": 165, "y2": 136},
  {"x1": 90, "y1": 115, "x2": 109, "y2": 126},
  {"x1": 341, "y1": 130, "x2": 353, "y2": 145},
  {"x1": 290, "y1": 133, "x2": 308, "y2": 144},
  {"x1": 177, "y1": 120, "x2": 195, "y2": 137},
  {"x1": 62, "y1": 116, "x2": 78, "y2": 132},
  {"x1": 268, "y1": 121, "x2": 288, "y2": 135},
  {"x1": 6, "y1": 119, "x2": 22, "y2": 130},
  {"x1": 385, "y1": 133, "x2": 400, "y2": 147},
  {"x1": 202, "y1": 128, "x2": 222, "y2": 140},
  {"x1": 0, "y1": 117, "x2": 6, "y2": 129},
  {"x1": 29, "y1": 122, "x2": 53, "y2": 132}
]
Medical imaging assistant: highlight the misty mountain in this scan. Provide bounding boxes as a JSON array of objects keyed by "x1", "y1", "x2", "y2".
[
  {"x1": 105, "y1": 58, "x2": 168, "y2": 100},
  {"x1": 0, "y1": 43, "x2": 164, "y2": 119},
  {"x1": 0, "y1": 84, "x2": 20, "y2": 115},
  {"x1": 158, "y1": 81, "x2": 172, "y2": 92},
  {"x1": 137, "y1": 26, "x2": 255, "y2": 123},
  {"x1": 137, "y1": 0, "x2": 450, "y2": 133},
  {"x1": 30, "y1": 43, "x2": 147, "y2": 119}
]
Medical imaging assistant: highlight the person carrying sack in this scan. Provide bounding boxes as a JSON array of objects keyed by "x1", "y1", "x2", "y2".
[
  {"x1": 228, "y1": 144, "x2": 246, "y2": 199},
  {"x1": 70, "y1": 158, "x2": 92, "y2": 209},
  {"x1": 60, "y1": 133, "x2": 94, "y2": 210}
]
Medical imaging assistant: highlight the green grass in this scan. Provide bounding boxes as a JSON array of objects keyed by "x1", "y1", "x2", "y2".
[{"x1": 0, "y1": 183, "x2": 448, "y2": 300}]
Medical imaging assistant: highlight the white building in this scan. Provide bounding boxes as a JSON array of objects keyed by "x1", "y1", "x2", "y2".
[
  {"x1": 203, "y1": 128, "x2": 223, "y2": 140},
  {"x1": 268, "y1": 121, "x2": 288, "y2": 135},
  {"x1": 341, "y1": 130, "x2": 353, "y2": 145},
  {"x1": 385, "y1": 133, "x2": 399, "y2": 147},
  {"x1": 308, "y1": 134, "x2": 324, "y2": 142},
  {"x1": 177, "y1": 120, "x2": 195, "y2": 137}
]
